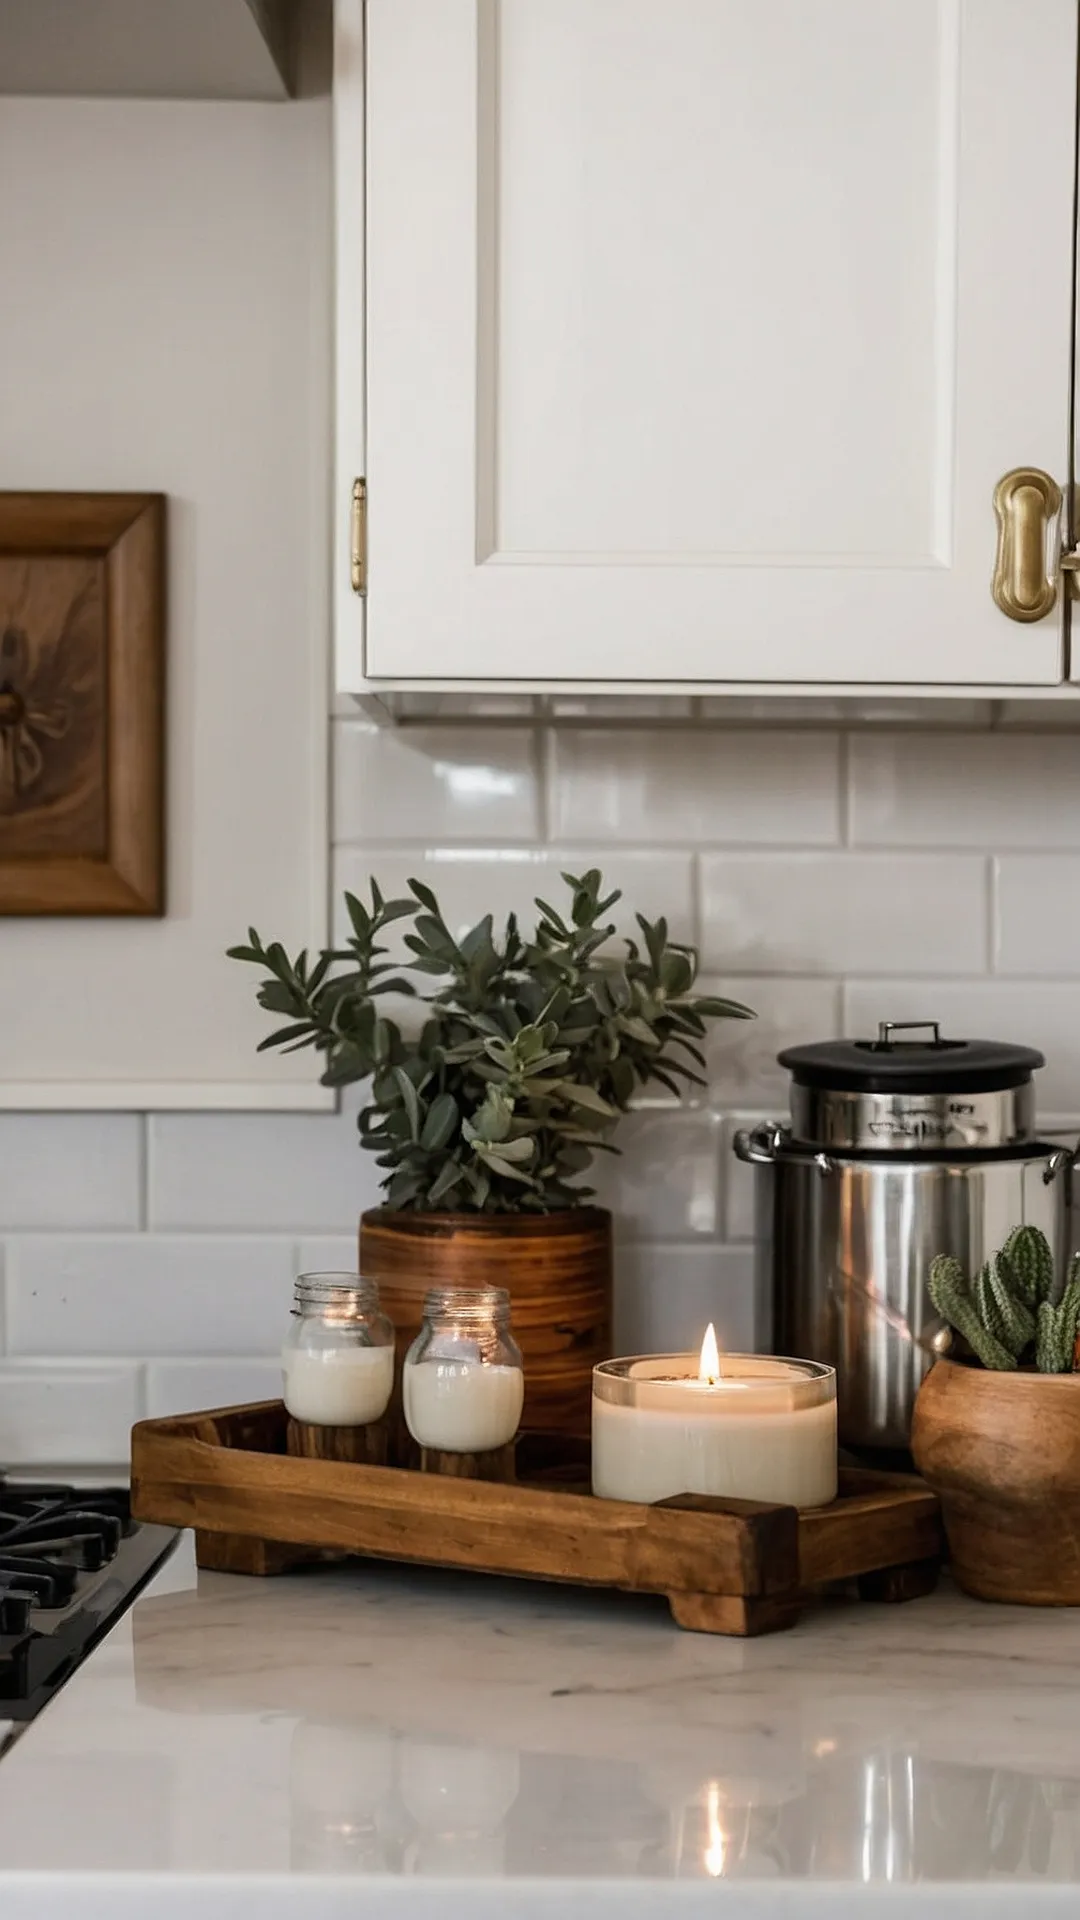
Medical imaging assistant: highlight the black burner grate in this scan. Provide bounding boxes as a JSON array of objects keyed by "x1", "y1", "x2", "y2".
[{"x1": 0, "y1": 1481, "x2": 176, "y2": 1726}]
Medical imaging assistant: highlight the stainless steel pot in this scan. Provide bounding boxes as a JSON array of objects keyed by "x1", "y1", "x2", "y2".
[{"x1": 733, "y1": 1021, "x2": 1075, "y2": 1450}]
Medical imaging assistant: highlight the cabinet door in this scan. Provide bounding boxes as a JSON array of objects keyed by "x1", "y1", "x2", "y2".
[{"x1": 358, "y1": 0, "x2": 1076, "y2": 688}]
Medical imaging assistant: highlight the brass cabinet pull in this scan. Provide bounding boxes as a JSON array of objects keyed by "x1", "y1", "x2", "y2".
[{"x1": 992, "y1": 468, "x2": 1062, "y2": 621}]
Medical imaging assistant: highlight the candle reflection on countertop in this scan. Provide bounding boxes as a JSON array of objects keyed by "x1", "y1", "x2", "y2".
[
  {"x1": 281, "y1": 1718, "x2": 1080, "y2": 1884},
  {"x1": 1, "y1": 1540, "x2": 1080, "y2": 1886}
]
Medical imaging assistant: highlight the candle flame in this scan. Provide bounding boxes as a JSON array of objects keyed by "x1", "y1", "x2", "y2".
[
  {"x1": 704, "y1": 1780, "x2": 726, "y2": 1878},
  {"x1": 698, "y1": 1322, "x2": 721, "y2": 1385}
]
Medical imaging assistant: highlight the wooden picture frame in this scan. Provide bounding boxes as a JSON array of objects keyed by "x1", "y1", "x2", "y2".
[{"x1": 0, "y1": 492, "x2": 165, "y2": 915}]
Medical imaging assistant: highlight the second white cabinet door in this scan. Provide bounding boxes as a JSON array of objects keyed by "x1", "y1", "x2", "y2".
[{"x1": 360, "y1": 0, "x2": 1076, "y2": 688}]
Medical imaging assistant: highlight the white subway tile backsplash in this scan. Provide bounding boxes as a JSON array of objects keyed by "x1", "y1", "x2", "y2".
[
  {"x1": 148, "y1": 1105, "x2": 379, "y2": 1231},
  {"x1": 995, "y1": 702, "x2": 1080, "y2": 728},
  {"x1": 0, "y1": 1116, "x2": 141, "y2": 1230},
  {"x1": 388, "y1": 693, "x2": 539, "y2": 720},
  {"x1": 700, "y1": 854, "x2": 987, "y2": 976},
  {"x1": 994, "y1": 856, "x2": 1080, "y2": 977},
  {"x1": 721, "y1": 1116, "x2": 773, "y2": 1243},
  {"x1": 334, "y1": 721, "x2": 541, "y2": 844},
  {"x1": 843, "y1": 981, "x2": 1080, "y2": 1118},
  {"x1": 588, "y1": 1109, "x2": 723, "y2": 1240},
  {"x1": 144, "y1": 1357, "x2": 283, "y2": 1418},
  {"x1": 614, "y1": 1244, "x2": 758, "y2": 1355},
  {"x1": 549, "y1": 729, "x2": 840, "y2": 846},
  {"x1": 546, "y1": 696, "x2": 696, "y2": 719},
  {"x1": 701, "y1": 978, "x2": 841, "y2": 1106},
  {"x1": 849, "y1": 732, "x2": 1080, "y2": 847},
  {"x1": 0, "y1": 1363, "x2": 141, "y2": 1466},
  {"x1": 296, "y1": 1235, "x2": 361, "y2": 1273},
  {"x1": 699, "y1": 698, "x2": 995, "y2": 727},
  {"x1": 6, "y1": 1237, "x2": 295, "y2": 1358},
  {"x1": 9, "y1": 711, "x2": 1080, "y2": 1469},
  {"x1": 336, "y1": 847, "x2": 697, "y2": 948}
]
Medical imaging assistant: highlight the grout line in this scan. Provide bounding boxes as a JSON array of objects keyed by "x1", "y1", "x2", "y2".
[
  {"x1": 837, "y1": 730, "x2": 851, "y2": 846},
  {"x1": 337, "y1": 838, "x2": 1080, "y2": 858},
  {"x1": 137, "y1": 1114, "x2": 150, "y2": 1232},
  {"x1": 535, "y1": 724, "x2": 552, "y2": 844},
  {"x1": 689, "y1": 850, "x2": 703, "y2": 952},
  {"x1": 986, "y1": 855, "x2": 999, "y2": 975}
]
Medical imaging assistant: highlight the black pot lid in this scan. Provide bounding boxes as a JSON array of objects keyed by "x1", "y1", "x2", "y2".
[{"x1": 778, "y1": 1022, "x2": 1044, "y2": 1094}]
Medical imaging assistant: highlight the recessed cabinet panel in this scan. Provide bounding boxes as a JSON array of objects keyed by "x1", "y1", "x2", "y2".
[
  {"x1": 359, "y1": 0, "x2": 1076, "y2": 688},
  {"x1": 495, "y1": 0, "x2": 940, "y2": 563}
]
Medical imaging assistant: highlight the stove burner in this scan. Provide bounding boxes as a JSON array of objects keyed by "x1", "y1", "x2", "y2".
[{"x1": 0, "y1": 1481, "x2": 176, "y2": 1730}]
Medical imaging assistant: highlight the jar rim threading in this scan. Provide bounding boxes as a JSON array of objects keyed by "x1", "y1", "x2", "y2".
[
  {"x1": 293, "y1": 1272, "x2": 382, "y2": 1312},
  {"x1": 421, "y1": 1285, "x2": 512, "y2": 1323}
]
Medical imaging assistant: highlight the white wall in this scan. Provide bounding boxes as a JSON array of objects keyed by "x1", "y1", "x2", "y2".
[{"x1": 0, "y1": 76, "x2": 329, "y2": 1106}]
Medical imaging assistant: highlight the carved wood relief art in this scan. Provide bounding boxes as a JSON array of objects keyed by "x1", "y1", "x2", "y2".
[{"x1": 0, "y1": 494, "x2": 164, "y2": 914}]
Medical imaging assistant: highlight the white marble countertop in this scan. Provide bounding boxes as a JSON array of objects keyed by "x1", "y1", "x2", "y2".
[{"x1": 2, "y1": 1536, "x2": 1080, "y2": 1919}]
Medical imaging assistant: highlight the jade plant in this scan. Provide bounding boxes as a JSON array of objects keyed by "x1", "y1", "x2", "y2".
[
  {"x1": 928, "y1": 1226, "x2": 1080, "y2": 1373},
  {"x1": 229, "y1": 868, "x2": 753, "y2": 1214}
]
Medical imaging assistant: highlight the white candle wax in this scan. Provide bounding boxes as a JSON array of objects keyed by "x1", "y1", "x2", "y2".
[
  {"x1": 282, "y1": 1343, "x2": 394, "y2": 1426},
  {"x1": 404, "y1": 1361, "x2": 524, "y2": 1453},
  {"x1": 592, "y1": 1356, "x2": 837, "y2": 1509}
]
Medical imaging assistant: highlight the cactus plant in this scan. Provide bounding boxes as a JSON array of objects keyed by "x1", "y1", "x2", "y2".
[{"x1": 928, "y1": 1226, "x2": 1080, "y2": 1374}]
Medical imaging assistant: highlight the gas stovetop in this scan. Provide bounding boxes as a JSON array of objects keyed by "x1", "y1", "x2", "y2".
[{"x1": 0, "y1": 1481, "x2": 176, "y2": 1740}]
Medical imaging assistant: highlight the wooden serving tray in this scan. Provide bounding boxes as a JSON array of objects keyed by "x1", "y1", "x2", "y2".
[{"x1": 130, "y1": 1401, "x2": 943, "y2": 1637}]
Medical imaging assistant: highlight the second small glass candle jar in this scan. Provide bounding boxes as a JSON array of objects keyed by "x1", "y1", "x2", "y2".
[
  {"x1": 403, "y1": 1287, "x2": 524, "y2": 1453},
  {"x1": 282, "y1": 1272, "x2": 395, "y2": 1427}
]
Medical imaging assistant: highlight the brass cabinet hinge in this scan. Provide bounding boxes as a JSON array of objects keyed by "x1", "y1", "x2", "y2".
[{"x1": 350, "y1": 477, "x2": 367, "y2": 596}]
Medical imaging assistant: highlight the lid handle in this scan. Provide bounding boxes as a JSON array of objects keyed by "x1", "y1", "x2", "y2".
[{"x1": 875, "y1": 1020, "x2": 942, "y2": 1051}]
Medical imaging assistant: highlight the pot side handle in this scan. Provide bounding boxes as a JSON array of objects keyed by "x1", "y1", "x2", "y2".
[
  {"x1": 732, "y1": 1122, "x2": 786, "y2": 1165},
  {"x1": 1042, "y1": 1146, "x2": 1079, "y2": 1185},
  {"x1": 732, "y1": 1123, "x2": 836, "y2": 1176}
]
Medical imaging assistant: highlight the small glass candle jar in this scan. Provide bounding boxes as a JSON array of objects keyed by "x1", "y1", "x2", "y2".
[
  {"x1": 282, "y1": 1272, "x2": 395, "y2": 1427},
  {"x1": 403, "y1": 1287, "x2": 524, "y2": 1453}
]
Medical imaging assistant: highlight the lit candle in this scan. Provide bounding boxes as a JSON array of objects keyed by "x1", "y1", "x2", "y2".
[{"x1": 591, "y1": 1327, "x2": 837, "y2": 1509}]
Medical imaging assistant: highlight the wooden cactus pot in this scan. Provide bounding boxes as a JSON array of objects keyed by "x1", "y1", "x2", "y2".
[
  {"x1": 911, "y1": 1355, "x2": 1080, "y2": 1605},
  {"x1": 359, "y1": 1206, "x2": 613, "y2": 1440}
]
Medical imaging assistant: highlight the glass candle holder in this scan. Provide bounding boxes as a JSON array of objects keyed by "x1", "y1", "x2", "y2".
[
  {"x1": 592, "y1": 1354, "x2": 837, "y2": 1508},
  {"x1": 282, "y1": 1272, "x2": 395, "y2": 1427},
  {"x1": 403, "y1": 1287, "x2": 524, "y2": 1453}
]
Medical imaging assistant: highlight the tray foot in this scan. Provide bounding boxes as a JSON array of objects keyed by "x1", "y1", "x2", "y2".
[
  {"x1": 668, "y1": 1590, "x2": 803, "y2": 1636},
  {"x1": 195, "y1": 1530, "x2": 313, "y2": 1577},
  {"x1": 856, "y1": 1557, "x2": 940, "y2": 1604}
]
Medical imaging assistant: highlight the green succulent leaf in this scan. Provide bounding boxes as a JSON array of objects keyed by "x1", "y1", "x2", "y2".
[
  {"x1": 230, "y1": 868, "x2": 756, "y2": 1213},
  {"x1": 420, "y1": 1092, "x2": 459, "y2": 1152},
  {"x1": 391, "y1": 1066, "x2": 421, "y2": 1143}
]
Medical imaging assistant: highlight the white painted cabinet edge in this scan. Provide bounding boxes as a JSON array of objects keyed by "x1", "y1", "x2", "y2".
[{"x1": 334, "y1": 0, "x2": 367, "y2": 696}]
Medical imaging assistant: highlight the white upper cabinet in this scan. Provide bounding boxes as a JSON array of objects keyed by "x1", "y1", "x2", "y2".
[{"x1": 337, "y1": 0, "x2": 1078, "y2": 691}]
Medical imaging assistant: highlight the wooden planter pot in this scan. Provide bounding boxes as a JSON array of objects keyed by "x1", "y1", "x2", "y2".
[
  {"x1": 359, "y1": 1206, "x2": 613, "y2": 1440},
  {"x1": 911, "y1": 1355, "x2": 1080, "y2": 1605}
]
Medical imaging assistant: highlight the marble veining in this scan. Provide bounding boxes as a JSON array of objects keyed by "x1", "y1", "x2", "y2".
[{"x1": 2, "y1": 1535, "x2": 1080, "y2": 1901}]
